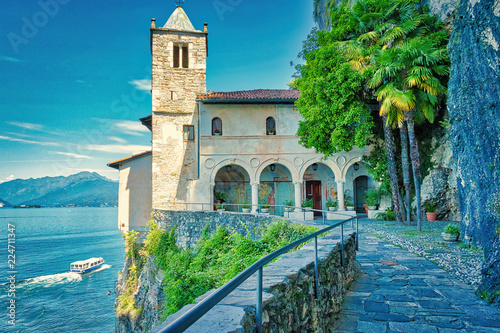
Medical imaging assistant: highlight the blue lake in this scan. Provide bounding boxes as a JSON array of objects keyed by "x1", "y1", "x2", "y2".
[{"x1": 0, "y1": 207, "x2": 124, "y2": 332}]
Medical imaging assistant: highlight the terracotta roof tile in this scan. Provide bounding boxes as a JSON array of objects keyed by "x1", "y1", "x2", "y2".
[
  {"x1": 107, "y1": 151, "x2": 152, "y2": 170},
  {"x1": 197, "y1": 89, "x2": 300, "y2": 102}
]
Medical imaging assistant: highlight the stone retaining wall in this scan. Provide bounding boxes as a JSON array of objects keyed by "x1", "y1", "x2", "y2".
[
  {"x1": 153, "y1": 209, "x2": 283, "y2": 248},
  {"x1": 153, "y1": 232, "x2": 357, "y2": 332}
]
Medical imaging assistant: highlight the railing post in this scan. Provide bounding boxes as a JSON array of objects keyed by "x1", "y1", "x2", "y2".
[
  {"x1": 356, "y1": 217, "x2": 359, "y2": 251},
  {"x1": 314, "y1": 236, "x2": 319, "y2": 299},
  {"x1": 256, "y1": 268, "x2": 263, "y2": 333},
  {"x1": 340, "y1": 224, "x2": 344, "y2": 266},
  {"x1": 322, "y1": 212, "x2": 325, "y2": 224}
]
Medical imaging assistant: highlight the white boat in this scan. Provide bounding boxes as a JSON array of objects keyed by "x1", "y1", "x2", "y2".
[{"x1": 70, "y1": 257, "x2": 105, "y2": 274}]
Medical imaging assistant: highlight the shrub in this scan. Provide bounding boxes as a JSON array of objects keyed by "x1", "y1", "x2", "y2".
[
  {"x1": 444, "y1": 224, "x2": 460, "y2": 236},
  {"x1": 326, "y1": 199, "x2": 338, "y2": 208},
  {"x1": 302, "y1": 198, "x2": 313, "y2": 208},
  {"x1": 148, "y1": 220, "x2": 318, "y2": 318},
  {"x1": 364, "y1": 188, "x2": 380, "y2": 206},
  {"x1": 283, "y1": 200, "x2": 294, "y2": 207},
  {"x1": 375, "y1": 208, "x2": 396, "y2": 221}
]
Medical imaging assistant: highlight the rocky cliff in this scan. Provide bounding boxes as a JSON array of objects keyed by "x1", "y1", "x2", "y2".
[
  {"x1": 421, "y1": 131, "x2": 461, "y2": 221},
  {"x1": 115, "y1": 256, "x2": 166, "y2": 333},
  {"x1": 447, "y1": 0, "x2": 500, "y2": 304}
]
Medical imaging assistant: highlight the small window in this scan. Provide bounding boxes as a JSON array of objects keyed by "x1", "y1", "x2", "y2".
[
  {"x1": 266, "y1": 117, "x2": 276, "y2": 135},
  {"x1": 212, "y1": 117, "x2": 222, "y2": 135},
  {"x1": 183, "y1": 125, "x2": 195, "y2": 141},
  {"x1": 182, "y1": 45, "x2": 189, "y2": 68},
  {"x1": 173, "y1": 45, "x2": 180, "y2": 68}
]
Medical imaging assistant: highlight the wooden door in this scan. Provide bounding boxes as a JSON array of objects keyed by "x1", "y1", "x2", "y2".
[
  {"x1": 354, "y1": 176, "x2": 368, "y2": 213},
  {"x1": 306, "y1": 181, "x2": 322, "y2": 216}
]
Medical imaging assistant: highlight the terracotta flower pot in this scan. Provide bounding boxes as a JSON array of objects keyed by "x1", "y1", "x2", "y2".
[{"x1": 426, "y1": 212, "x2": 437, "y2": 221}]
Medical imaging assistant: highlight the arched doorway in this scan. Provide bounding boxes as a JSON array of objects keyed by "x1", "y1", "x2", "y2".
[
  {"x1": 214, "y1": 165, "x2": 251, "y2": 211},
  {"x1": 259, "y1": 163, "x2": 293, "y2": 215},
  {"x1": 354, "y1": 176, "x2": 369, "y2": 213},
  {"x1": 303, "y1": 163, "x2": 336, "y2": 216}
]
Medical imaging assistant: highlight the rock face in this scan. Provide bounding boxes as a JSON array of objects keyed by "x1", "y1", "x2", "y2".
[
  {"x1": 421, "y1": 132, "x2": 461, "y2": 221},
  {"x1": 115, "y1": 256, "x2": 166, "y2": 333},
  {"x1": 447, "y1": 0, "x2": 500, "y2": 304}
]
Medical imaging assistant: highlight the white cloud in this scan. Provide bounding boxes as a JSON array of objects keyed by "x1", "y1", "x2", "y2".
[
  {"x1": 0, "y1": 175, "x2": 15, "y2": 184},
  {"x1": 0, "y1": 55, "x2": 24, "y2": 63},
  {"x1": 8, "y1": 121, "x2": 44, "y2": 131},
  {"x1": 0, "y1": 135, "x2": 60, "y2": 146},
  {"x1": 129, "y1": 79, "x2": 152, "y2": 92},
  {"x1": 85, "y1": 144, "x2": 150, "y2": 154},
  {"x1": 108, "y1": 136, "x2": 128, "y2": 144},
  {"x1": 51, "y1": 151, "x2": 93, "y2": 159},
  {"x1": 75, "y1": 79, "x2": 93, "y2": 87},
  {"x1": 115, "y1": 120, "x2": 150, "y2": 136}
]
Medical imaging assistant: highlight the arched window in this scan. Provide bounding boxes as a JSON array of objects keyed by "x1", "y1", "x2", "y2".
[
  {"x1": 212, "y1": 117, "x2": 222, "y2": 135},
  {"x1": 266, "y1": 117, "x2": 276, "y2": 135}
]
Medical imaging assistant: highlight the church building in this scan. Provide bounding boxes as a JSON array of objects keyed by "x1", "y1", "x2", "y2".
[{"x1": 108, "y1": 6, "x2": 376, "y2": 232}]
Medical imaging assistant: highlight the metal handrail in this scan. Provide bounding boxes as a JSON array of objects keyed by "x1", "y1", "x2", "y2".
[
  {"x1": 157, "y1": 212, "x2": 359, "y2": 333},
  {"x1": 162, "y1": 202, "x2": 357, "y2": 220}
]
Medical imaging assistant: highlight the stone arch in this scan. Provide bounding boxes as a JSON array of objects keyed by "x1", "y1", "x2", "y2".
[
  {"x1": 255, "y1": 158, "x2": 298, "y2": 183},
  {"x1": 342, "y1": 156, "x2": 364, "y2": 181},
  {"x1": 298, "y1": 157, "x2": 341, "y2": 181},
  {"x1": 299, "y1": 158, "x2": 340, "y2": 212},
  {"x1": 210, "y1": 158, "x2": 255, "y2": 185}
]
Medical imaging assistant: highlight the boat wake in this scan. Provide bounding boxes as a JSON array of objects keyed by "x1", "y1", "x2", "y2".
[{"x1": 18, "y1": 272, "x2": 83, "y2": 290}]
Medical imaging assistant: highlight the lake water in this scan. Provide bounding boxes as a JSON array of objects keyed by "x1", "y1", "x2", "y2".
[{"x1": 0, "y1": 207, "x2": 125, "y2": 332}]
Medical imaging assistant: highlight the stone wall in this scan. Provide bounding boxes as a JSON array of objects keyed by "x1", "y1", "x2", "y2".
[
  {"x1": 152, "y1": 209, "x2": 283, "y2": 248},
  {"x1": 153, "y1": 233, "x2": 357, "y2": 332}
]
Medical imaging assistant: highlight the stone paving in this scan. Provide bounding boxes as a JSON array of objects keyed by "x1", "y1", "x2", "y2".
[{"x1": 333, "y1": 233, "x2": 500, "y2": 333}]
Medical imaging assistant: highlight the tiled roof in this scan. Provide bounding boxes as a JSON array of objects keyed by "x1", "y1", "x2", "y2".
[
  {"x1": 197, "y1": 89, "x2": 300, "y2": 103},
  {"x1": 107, "y1": 151, "x2": 152, "y2": 170}
]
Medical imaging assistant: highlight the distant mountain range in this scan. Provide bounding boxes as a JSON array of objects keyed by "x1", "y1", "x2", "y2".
[{"x1": 0, "y1": 172, "x2": 118, "y2": 207}]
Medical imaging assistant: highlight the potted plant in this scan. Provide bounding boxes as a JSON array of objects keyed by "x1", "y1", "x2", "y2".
[
  {"x1": 364, "y1": 188, "x2": 380, "y2": 210},
  {"x1": 345, "y1": 196, "x2": 355, "y2": 211},
  {"x1": 326, "y1": 199, "x2": 338, "y2": 211},
  {"x1": 424, "y1": 202, "x2": 438, "y2": 221},
  {"x1": 268, "y1": 128, "x2": 275, "y2": 135},
  {"x1": 260, "y1": 200, "x2": 270, "y2": 213},
  {"x1": 442, "y1": 224, "x2": 460, "y2": 242},
  {"x1": 216, "y1": 203, "x2": 226, "y2": 211},
  {"x1": 215, "y1": 192, "x2": 228, "y2": 203},
  {"x1": 214, "y1": 128, "x2": 221, "y2": 135},
  {"x1": 302, "y1": 198, "x2": 313, "y2": 211},
  {"x1": 283, "y1": 200, "x2": 294, "y2": 212},
  {"x1": 241, "y1": 201, "x2": 251, "y2": 213}
]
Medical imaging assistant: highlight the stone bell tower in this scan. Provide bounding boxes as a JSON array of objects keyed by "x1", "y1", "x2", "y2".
[{"x1": 150, "y1": 6, "x2": 208, "y2": 209}]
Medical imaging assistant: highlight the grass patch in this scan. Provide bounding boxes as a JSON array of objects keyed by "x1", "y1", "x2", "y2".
[{"x1": 399, "y1": 230, "x2": 438, "y2": 237}]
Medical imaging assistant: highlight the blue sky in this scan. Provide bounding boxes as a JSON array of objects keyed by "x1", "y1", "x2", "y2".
[{"x1": 0, "y1": 0, "x2": 315, "y2": 182}]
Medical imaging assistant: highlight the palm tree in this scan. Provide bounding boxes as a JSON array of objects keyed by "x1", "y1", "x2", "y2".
[{"x1": 369, "y1": 38, "x2": 449, "y2": 230}]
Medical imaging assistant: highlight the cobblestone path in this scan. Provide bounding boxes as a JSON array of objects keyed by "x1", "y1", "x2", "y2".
[{"x1": 333, "y1": 233, "x2": 500, "y2": 333}]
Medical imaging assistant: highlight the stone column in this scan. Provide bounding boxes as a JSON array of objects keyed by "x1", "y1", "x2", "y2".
[
  {"x1": 251, "y1": 182, "x2": 259, "y2": 213},
  {"x1": 210, "y1": 183, "x2": 215, "y2": 211},
  {"x1": 337, "y1": 180, "x2": 346, "y2": 211},
  {"x1": 294, "y1": 181, "x2": 302, "y2": 212}
]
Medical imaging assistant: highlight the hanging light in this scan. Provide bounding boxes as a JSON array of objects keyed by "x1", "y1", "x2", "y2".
[
  {"x1": 353, "y1": 163, "x2": 360, "y2": 171},
  {"x1": 312, "y1": 163, "x2": 318, "y2": 171},
  {"x1": 225, "y1": 165, "x2": 232, "y2": 173},
  {"x1": 269, "y1": 164, "x2": 276, "y2": 172}
]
